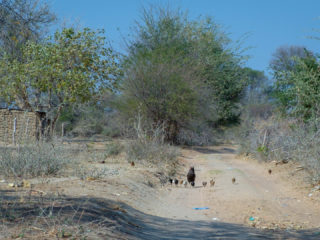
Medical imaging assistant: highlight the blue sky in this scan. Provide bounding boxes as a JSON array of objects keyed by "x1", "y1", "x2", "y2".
[{"x1": 51, "y1": 0, "x2": 320, "y2": 75}]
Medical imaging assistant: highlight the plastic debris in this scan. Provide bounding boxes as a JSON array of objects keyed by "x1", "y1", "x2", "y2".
[
  {"x1": 311, "y1": 186, "x2": 320, "y2": 192},
  {"x1": 249, "y1": 217, "x2": 255, "y2": 221},
  {"x1": 212, "y1": 217, "x2": 219, "y2": 221},
  {"x1": 193, "y1": 207, "x2": 209, "y2": 210},
  {"x1": 308, "y1": 193, "x2": 313, "y2": 197}
]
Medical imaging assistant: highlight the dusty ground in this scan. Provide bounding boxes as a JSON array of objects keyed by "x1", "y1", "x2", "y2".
[{"x1": 1, "y1": 142, "x2": 320, "y2": 239}]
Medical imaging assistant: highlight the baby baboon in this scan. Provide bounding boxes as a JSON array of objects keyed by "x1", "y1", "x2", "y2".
[
  {"x1": 174, "y1": 179, "x2": 179, "y2": 186},
  {"x1": 210, "y1": 179, "x2": 215, "y2": 187},
  {"x1": 232, "y1": 177, "x2": 236, "y2": 184}
]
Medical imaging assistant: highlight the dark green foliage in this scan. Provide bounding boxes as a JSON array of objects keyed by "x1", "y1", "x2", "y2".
[
  {"x1": 272, "y1": 47, "x2": 320, "y2": 121},
  {"x1": 57, "y1": 95, "x2": 124, "y2": 138},
  {"x1": 0, "y1": 27, "x2": 120, "y2": 132},
  {"x1": 120, "y1": 6, "x2": 248, "y2": 142}
]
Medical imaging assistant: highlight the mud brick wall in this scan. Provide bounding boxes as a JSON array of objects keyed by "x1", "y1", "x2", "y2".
[{"x1": 0, "y1": 109, "x2": 41, "y2": 143}]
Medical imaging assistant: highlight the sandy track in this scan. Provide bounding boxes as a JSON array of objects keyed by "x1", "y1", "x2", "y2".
[
  {"x1": 131, "y1": 144, "x2": 320, "y2": 239},
  {"x1": 6, "y1": 143, "x2": 319, "y2": 239}
]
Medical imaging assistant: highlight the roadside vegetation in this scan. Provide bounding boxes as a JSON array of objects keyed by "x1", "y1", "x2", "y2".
[
  {"x1": 236, "y1": 45, "x2": 320, "y2": 184},
  {"x1": 0, "y1": 0, "x2": 320, "y2": 237},
  {"x1": 0, "y1": 1, "x2": 319, "y2": 183}
]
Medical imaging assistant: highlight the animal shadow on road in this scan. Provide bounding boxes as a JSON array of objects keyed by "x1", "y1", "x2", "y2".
[{"x1": 0, "y1": 190, "x2": 319, "y2": 239}]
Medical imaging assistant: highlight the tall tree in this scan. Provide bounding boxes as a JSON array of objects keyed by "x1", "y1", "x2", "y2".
[
  {"x1": 271, "y1": 46, "x2": 320, "y2": 120},
  {"x1": 242, "y1": 68, "x2": 270, "y2": 102},
  {"x1": 120, "y1": 6, "x2": 248, "y2": 142},
  {"x1": 270, "y1": 45, "x2": 307, "y2": 73},
  {"x1": 0, "y1": 28, "x2": 121, "y2": 131},
  {"x1": 0, "y1": 0, "x2": 56, "y2": 58}
]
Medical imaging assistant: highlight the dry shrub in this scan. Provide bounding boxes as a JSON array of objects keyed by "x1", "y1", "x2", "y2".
[
  {"x1": 176, "y1": 123, "x2": 219, "y2": 146},
  {"x1": 105, "y1": 142, "x2": 123, "y2": 157},
  {"x1": 0, "y1": 139, "x2": 70, "y2": 178},
  {"x1": 237, "y1": 116, "x2": 320, "y2": 183},
  {"x1": 125, "y1": 115, "x2": 179, "y2": 167},
  {"x1": 74, "y1": 165, "x2": 119, "y2": 180},
  {"x1": 0, "y1": 194, "x2": 107, "y2": 239}
]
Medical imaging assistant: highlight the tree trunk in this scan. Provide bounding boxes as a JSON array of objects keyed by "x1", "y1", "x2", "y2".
[
  {"x1": 167, "y1": 120, "x2": 179, "y2": 144},
  {"x1": 50, "y1": 105, "x2": 63, "y2": 137}
]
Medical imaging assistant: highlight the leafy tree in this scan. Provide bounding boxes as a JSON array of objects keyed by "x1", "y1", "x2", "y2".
[
  {"x1": 270, "y1": 45, "x2": 307, "y2": 73},
  {"x1": 0, "y1": 0, "x2": 56, "y2": 58},
  {"x1": 272, "y1": 47, "x2": 320, "y2": 120},
  {"x1": 120, "y1": 6, "x2": 248, "y2": 142},
  {"x1": 240, "y1": 68, "x2": 273, "y2": 120},
  {"x1": 0, "y1": 27, "x2": 121, "y2": 132},
  {"x1": 242, "y1": 68, "x2": 271, "y2": 102}
]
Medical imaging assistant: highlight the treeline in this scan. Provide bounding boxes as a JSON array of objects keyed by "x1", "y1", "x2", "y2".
[
  {"x1": 238, "y1": 45, "x2": 320, "y2": 184},
  {"x1": 1, "y1": 1, "x2": 320, "y2": 182},
  {"x1": 0, "y1": 2, "x2": 251, "y2": 144}
]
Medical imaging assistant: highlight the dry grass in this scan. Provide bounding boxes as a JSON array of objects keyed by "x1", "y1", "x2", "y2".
[
  {"x1": 125, "y1": 115, "x2": 179, "y2": 176},
  {"x1": 0, "y1": 136, "x2": 131, "y2": 238},
  {"x1": 237, "y1": 116, "x2": 320, "y2": 184},
  {"x1": 0, "y1": 138, "x2": 134, "y2": 239},
  {"x1": 0, "y1": 115, "x2": 179, "y2": 238},
  {"x1": 0, "y1": 140, "x2": 71, "y2": 179},
  {"x1": 0, "y1": 134, "x2": 177, "y2": 239},
  {"x1": 0, "y1": 191, "x2": 134, "y2": 239}
]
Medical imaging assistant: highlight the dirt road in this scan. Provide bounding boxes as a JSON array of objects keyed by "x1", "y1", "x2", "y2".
[
  {"x1": 124, "y1": 144, "x2": 320, "y2": 239},
  {"x1": 6, "y1": 143, "x2": 320, "y2": 239}
]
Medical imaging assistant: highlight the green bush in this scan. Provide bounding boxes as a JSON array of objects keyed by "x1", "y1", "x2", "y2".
[
  {"x1": 119, "y1": 6, "x2": 248, "y2": 143},
  {"x1": 272, "y1": 49, "x2": 320, "y2": 121}
]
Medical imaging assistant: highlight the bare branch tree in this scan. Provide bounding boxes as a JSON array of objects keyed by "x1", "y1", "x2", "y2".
[{"x1": 0, "y1": 0, "x2": 56, "y2": 58}]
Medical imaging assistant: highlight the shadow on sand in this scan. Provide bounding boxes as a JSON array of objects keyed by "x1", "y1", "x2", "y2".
[
  {"x1": 0, "y1": 191, "x2": 319, "y2": 239},
  {"x1": 191, "y1": 146, "x2": 236, "y2": 155}
]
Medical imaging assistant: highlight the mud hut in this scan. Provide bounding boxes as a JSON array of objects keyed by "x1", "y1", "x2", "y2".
[{"x1": 0, "y1": 108, "x2": 47, "y2": 143}]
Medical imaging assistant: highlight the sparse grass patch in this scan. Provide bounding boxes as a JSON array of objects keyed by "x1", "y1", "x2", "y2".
[
  {"x1": 0, "y1": 193, "x2": 114, "y2": 239},
  {"x1": 75, "y1": 165, "x2": 119, "y2": 180},
  {"x1": 208, "y1": 169, "x2": 223, "y2": 175},
  {"x1": 78, "y1": 141, "x2": 124, "y2": 164},
  {"x1": 0, "y1": 140, "x2": 70, "y2": 179},
  {"x1": 125, "y1": 115, "x2": 179, "y2": 175},
  {"x1": 125, "y1": 135, "x2": 179, "y2": 178},
  {"x1": 126, "y1": 140, "x2": 178, "y2": 165},
  {"x1": 105, "y1": 142, "x2": 123, "y2": 157},
  {"x1": 87, "y1": 151, "x2": 106, "y2": 163},
  {"x1": 236, "y1": 116, "x2": 320, "y2": 184}
]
